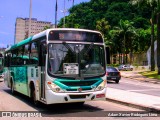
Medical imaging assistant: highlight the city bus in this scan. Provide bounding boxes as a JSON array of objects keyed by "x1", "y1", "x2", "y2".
[
  {"x1": 0, "y1": 53, "x2": 3, "y2": 78},
  {"x1": 3, "y1": 28, "x2": 107, "y2": 105}
]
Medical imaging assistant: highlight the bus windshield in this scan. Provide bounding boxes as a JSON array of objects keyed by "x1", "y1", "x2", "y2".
[{"x1": 48, "y1": 43, "x2": 105, "y2": 78}]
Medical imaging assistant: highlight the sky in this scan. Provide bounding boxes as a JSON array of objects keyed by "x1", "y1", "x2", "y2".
[{"x1": 0, "y1": 0, "x2": 90, "y2": 48}]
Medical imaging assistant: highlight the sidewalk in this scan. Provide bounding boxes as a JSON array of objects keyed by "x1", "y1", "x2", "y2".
[
  {"x1": 106, "y1": 71, "x2": 160, "y2": 111},
  {"x1": 106, "y1": 88, "x2": 160, "y2": 111},
  {"x1": 120, "y1": 71, "x2": 160, "y2": 84}
]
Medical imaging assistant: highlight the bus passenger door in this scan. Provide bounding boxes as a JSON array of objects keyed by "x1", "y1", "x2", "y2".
[{"x1": 40, "y1": 41, "x2": 46, "y2": 101}]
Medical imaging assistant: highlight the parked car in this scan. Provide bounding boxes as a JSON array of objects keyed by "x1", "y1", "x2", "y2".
[
  {"x1": 118, "y1": 64, "x2": 134, "y2": 71},
  {"x1": 106, "y1": 66, "x2": 121, "y2": 83}
]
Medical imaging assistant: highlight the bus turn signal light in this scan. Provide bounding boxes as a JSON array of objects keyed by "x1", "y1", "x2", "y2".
[
  {"x1": 47, "y1": 81, "x2": 52, "y2": 84},
  {"x1": 96, "y1": 94, "x2": 105, "y2": 98}
]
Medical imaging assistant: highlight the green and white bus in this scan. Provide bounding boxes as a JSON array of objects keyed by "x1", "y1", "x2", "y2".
[{"x1": 3, "y1": 28, "x2": 107, "y2": 105}]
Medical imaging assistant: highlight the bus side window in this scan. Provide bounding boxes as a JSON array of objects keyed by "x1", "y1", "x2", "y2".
[
  {"x1": 39, "y1": 41, "x2": 46, "y2": 66},
  {"x1": 6, "y1": 53, "x2": 11, "y2": 67},
  {"x1": 11, "y1": 49, "x2": 18, "y2": 66},
  {"x1": 30, "y1": 42, "x2": 38, "y2": 65},
  {"x1": 24, "y1": 44, "x2": 30, "y2": 65},
  {"x1": 17, "y1": 46, "x2": 24, "y2": 65},
  {"x1": 4, "y1": 53, "x2": 8, "y2": 67}
]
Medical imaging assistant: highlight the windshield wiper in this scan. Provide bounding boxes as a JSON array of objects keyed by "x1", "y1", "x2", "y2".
[
  {"x1": 62, "y1": 42, "x2": 76, "y2": 55},
  {"x1": 83, "y1": 42, "x2": 94, "y2": 56}
]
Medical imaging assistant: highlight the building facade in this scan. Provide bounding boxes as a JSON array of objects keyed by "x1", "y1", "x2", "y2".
[{"x1": 15, "y1": 17, "x2": 54, "y2": 43}]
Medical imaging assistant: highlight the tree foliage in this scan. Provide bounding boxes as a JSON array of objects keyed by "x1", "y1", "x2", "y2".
[{"x1": 57, "y1": 0, "x2": 155, "y2": 64}]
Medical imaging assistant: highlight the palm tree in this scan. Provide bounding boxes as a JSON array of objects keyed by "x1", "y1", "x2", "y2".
[
  {"x1": 109, "y1": 29, "x2": 124, "y2": 64},
  {"x1": 96, "y1": 18, "x2": 111, "y2": 37},
  {"x1": 130, "y1": 0, "x2": 160, "y2": 73},
  {"x1": 113, "y1": 20, "x2": 136, "y2": 64}
]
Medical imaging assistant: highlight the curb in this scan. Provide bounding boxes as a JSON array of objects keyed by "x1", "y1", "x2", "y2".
[{"x1": 106, "y1": 98, "x2": 160, "y2": 112}]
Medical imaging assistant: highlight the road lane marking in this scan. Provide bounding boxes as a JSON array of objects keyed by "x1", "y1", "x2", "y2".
[
  {"x1": 120, "y1": 79, "x2": 160, "y2": 89},
  {"x1": 128, "y1": 89, "x2": 159, "y2": 92}
]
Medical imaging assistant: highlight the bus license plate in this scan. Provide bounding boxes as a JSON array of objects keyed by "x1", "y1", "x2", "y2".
[{"x1": 63, "y1": 63, "x2": 79, "y2": 75}]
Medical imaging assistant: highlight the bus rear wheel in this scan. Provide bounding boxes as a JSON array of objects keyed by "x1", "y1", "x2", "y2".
[{"x1": 11, "y1": 80, "x2": 16, "y2": 95}]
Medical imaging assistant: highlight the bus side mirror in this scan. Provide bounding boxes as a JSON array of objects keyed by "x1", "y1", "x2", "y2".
[{"x1": 106, "y1": 47, "x2": 110, "y2": 64}]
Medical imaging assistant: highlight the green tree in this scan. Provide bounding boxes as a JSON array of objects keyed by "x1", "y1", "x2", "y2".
[
  {"x1": 96, "y1": 18, "x2": 110, "y2": 36},
  {"x1": 58, "y1": 0, "x2": 156, "y2": 66},
  {"x1": 43, "y1": 26, "x2": 51, "y2": 30},
  {"x1": 109, "y1": 29, "x2": 123, "y2": 64},
  {"x1": 136, "y1": 28, "x2": 152, "y2": 52},
  {"x1": 112, "y1": 20, "x2": 137, "y2": 64},
  {"x1": 130, "y1": 0, "x2": 160, "y2": 73}
]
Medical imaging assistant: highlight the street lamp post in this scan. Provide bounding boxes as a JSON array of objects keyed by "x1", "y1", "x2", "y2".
[
  {"x1": 61, "y1": 0, "x2": 67, "y2": 28},
  {"x1": 55, "y1": 0, "x2": 58, "y2": 28},
  {"x1": 29, "y1": 0, "x2": 32, "y2": 37},
  {"x1": 63, "y1": 0, "x2": 66, "y2": 28}
]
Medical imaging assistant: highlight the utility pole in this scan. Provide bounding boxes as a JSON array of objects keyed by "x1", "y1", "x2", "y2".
[
  {"x1": 29, "y1": 0, "x2": 32, "y2": 37},
  {"x1": 61, "y1": 0, "x2": 67, "y2": 28},
  {"x1": 55, "y1": 0, "x2": 58, "y2": 28},
  {"x1": 63, "y1": 0, "x2": 66, "y2": 28},
  {"x1": 72, "y1": 0, "x2": 74, "y2": 6}
]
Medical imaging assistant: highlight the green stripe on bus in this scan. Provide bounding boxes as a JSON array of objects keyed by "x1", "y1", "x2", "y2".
[
  {"x1": 53, "y1": 78, "x2": 103, "y2": 90},
  {"x1": 10, "y1": 37, "x2": 33, "y2": 50}
]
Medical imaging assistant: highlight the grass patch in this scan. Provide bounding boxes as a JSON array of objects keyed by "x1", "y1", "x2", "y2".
[{"x1": 139, "y1": 71, "x2": 160, "y2": 80}]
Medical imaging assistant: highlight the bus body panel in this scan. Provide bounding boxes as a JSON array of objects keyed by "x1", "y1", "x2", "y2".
[
  {"x1": 9, "y1": 66, "x2": 28, "y2": 96},
  {"x1": 4, "y1": 65, "x2": 41, "y2": 98},
  {"x1": 27, "y1": 66, "x2": 41, "y2": 99}
]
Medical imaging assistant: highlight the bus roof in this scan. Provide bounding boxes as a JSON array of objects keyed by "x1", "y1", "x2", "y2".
[
  {"x1": 5, "y1": 37, "x2": 32, "y2": 52},
  {"x1": 5, "y1": 28, "x2": 102, "y2": 52}
]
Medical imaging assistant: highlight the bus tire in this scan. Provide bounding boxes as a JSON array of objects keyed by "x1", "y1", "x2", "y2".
[
  {"x1": 11, "y1": 79, "x2": 16, "y2": 95},
  {"x1": 30, "y1": 85, "x2": 39, "y2": 106},
  {"x1": 115, "y1": 80, "x2": 119, "y2": 84}
]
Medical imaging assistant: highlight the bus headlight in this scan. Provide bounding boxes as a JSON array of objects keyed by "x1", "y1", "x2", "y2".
[
  {"x1": 95, "y1": 80, "x2": 106, "y2": 91},
  {"x1": 47, "y1": 81, "x2": 64, "y2": 93}
]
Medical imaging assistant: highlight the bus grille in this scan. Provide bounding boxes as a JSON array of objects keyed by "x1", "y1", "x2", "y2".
[
  {"x1": 66, "y1": 88, "x2": 91, "y2": 91},
  {"x1": 60, "y1": 81, "x2": 96, "y2": 86},
  {"x1": 55, "y1": 79, "x2": 102, "y2": 92}
]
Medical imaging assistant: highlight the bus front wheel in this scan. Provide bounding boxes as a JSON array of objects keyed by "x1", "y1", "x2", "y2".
[{"x1": 30, "y1": 85, "x2": 39, "y2": 106}]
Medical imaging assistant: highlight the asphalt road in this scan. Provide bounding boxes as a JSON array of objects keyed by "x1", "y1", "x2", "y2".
[
  {"x1": 0, "y1": 79, "x2": 160, "y2": 120},
  {"x1": 107, "y1": 77, "x2": 160, "y2": 97}
]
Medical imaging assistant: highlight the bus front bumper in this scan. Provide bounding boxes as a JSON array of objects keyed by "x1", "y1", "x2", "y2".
[{"x1": 45, "y1": 88, "x2": 106, "y2": 104}]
